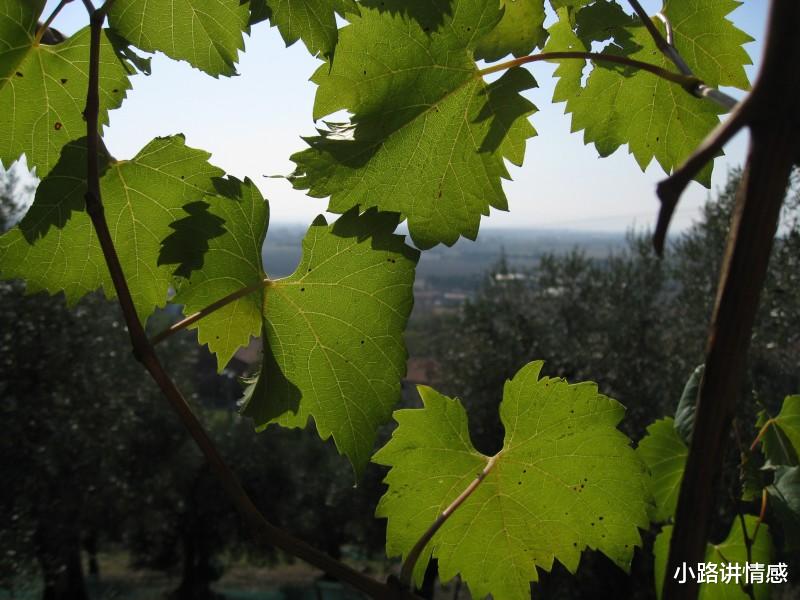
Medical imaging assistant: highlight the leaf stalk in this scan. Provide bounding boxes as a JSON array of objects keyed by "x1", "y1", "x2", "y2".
[
  {"x1": 399, "y1": 454, "x2": 499, "y2": 589},
  {"x1": 35, "y1": 0, "x2": 74, "y2": 45},
  {"x1": 150, "y1": 279, "x2": 269, "y2": 346}
]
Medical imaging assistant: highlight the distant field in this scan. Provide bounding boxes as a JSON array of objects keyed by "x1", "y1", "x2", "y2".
[{"x1": 262, "y1": 226, "x2": 626, "y2": 280}]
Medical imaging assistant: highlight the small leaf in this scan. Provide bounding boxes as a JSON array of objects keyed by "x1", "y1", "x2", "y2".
[
  {"x1": 637, "y1": 417, "x2": 688, "y2": 523},
  {"x1": 107, "y1": 0, "x2": 249, "y2": 77},
  {"x1": 0, "y1": 136, "x2": 224, "y2": 320},
  {"x1": 550, "y1": 0, "x2": 752, "y2": 185},
  {"x1": 165, "y1": 178, "x2": 268, "y2": 370},
  {"x1": 475, "y1": 0, "x2": 547, "y2": 61},
  {"x1": 771, "y1": 395, "x2": 800, "y2": 458},
  {"x1": 374, "y1": 361, "x2": 650, "y2": 600},
  {"x1": 674, "y1": 364, "x2": 704, "y2": 444},
  {"x1": 242, "y1": 208, "x2": 419, "y2": 475},
  {"x1": 264, "y1": 0, "x2": 359, "y2": 58},
  {"x1": 766, "y1": 466, "x2": 800, "y2": 552},
  {"x1": 0, "y1": 26, "x2": 133, "y2": 177},
  {"x1": 290, "y1": 0, "x2": 537, "y2": 249},
  {"x1": 755, "y1": 407, "x2": 799, "y2": 468},
  {"x1": 654, "y1": 516, "x2": 773, "y2": 600}
]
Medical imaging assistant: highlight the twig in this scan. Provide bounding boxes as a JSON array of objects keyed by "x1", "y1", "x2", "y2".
[
  {"x1": 735, "y1": 511, "x2": 757, "y2": 600},
  {"x1": 399, "y1": 454, "x2": 499, "y2": 588},
  {"x1": 654, "y1": 98, "x2": 752, "y2": 254},
  {"x1": 749, "y1": 418, "x2": 774, "y2": 452},
  {"x1": 81, "y1": 7, "x2": 418, "y2": 600},
  {"x1": 150, "y1": 279, "x2": 269, "y2": 346},
  {"x1": 752, "y1": 489, "x2": 767, "y2": 543},
  {"x1": 628, "y1": 0, "x2": 692, "y2": 76},
  {"x1": 479, "y1": 51, "x2": 699, "y2": 89},
  {"x1": 80, "y1": 0, "x2": 95, "y2": 14},
  {"x1": 34, "y1": 0, "x2": 73, "y2": 45}
]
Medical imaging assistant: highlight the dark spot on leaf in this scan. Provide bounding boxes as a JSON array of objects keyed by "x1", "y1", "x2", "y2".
[
  {"x1": 54, "y1": 122, "x2": 62, "y2": 130},
  {"x1": 590, "y1": 522, "x2": 595, "y2": 526},
  {"x1": 599, "y1": 516, "x2": 604, "y2": 520},
  {"x1": 363, "y1": 70, "x2": 367, "y2": 75},
  {"x1": 300, "y1": 287, "x2": 305, "y2": 292},
  {"x1": 15, "y1": 71, "x2": 23, "y2": 77},
  {"x1": 60, "y1": 78, "x2": 67, "y2": 84},
  {"x1": 517, "y1": 481, "x2": 521, "y2": 485},
  {"x1": 573, "y1": 542, "x2": 578, "y2": 547},
  {"x1": 113, "y1": 89, "x2": 119, "y2": 93},
  {"x1": 180, "y1": 175, "x2": 185, "y2": 179},
  {"x1": 307, "y1": 268, "x2": 312, "y2": 272}
]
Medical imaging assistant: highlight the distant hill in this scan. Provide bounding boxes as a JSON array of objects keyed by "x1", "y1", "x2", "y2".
[{"x1": 262, "y1": 224, "x2": 626, "y2": 280}]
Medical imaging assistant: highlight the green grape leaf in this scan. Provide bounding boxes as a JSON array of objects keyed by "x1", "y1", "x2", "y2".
[
  {"x1": 264, "y1": 0, "x2": 359, "y2": 58},
  {"x1": 552, "y1": 0, "x2": 752, "y2": 185},
  {"x1": 475, "y1": 0, "x2": 547, "y2": 61},
  {"x1": 164, "y1": 178, "x2": 268, "y2": 371},
  {"x1": 107, "y1": 0, "x2": 249, "y2": 77},
  {"x1": 674, "y1": 364, "x2": 704, "y2": 444},
  {"x1": 755, "y1": 411, "x2": 797, "y2": 467},
  {"x1": 241, "y1": 208, "x2": 419, "y2": 475},
  {"x1": 0, "y1": 0, "x2": 43, "y2": 82},
  {"x1": 0, "y1": 136, "x2": 224, "y2": 320},
  {"x1": 0, "y1": 26, "x2": 132, "y2": 177},
  {"x1": 289, "y1": 0, "x2": 537, "y2": 249},
  {"x1": 374, "y1": 361, "x2": 650, "y2": 599},
  {"x1": 766, "y1": 466, "x2": 800, "y2": 552},
  {"x1": 654, "y1": 517, "x2": 773, "y2": 600},
  {"x1": 544, "y1": 7, "x2": 584, "y2": 103},
  {"x1": 770, "y1": 395, "x2": 800, "y2": 456},
  {"x1": 637, "y1": 418, "x2": 688, "y2": 523}
]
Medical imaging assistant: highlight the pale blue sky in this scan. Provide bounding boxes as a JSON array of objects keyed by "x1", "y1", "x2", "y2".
[{"x1": 41, "y1": 0, "x2": 767, "y2": 235}]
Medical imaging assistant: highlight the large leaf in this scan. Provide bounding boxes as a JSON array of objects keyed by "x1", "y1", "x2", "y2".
[
  {"x1": 0, "y1": 136, "x2": 224, "y2": 320},
  {"x1": 241, "y1": 208, "x2": 418, "y2": 475},
  {"x1": 475, "y1": 0, "x2": 547, "y2": 61},
  {"x1": 654, "y1": 517, "x2": 773, "y2": 600},
  {"x1": 290, "y1": 0, "x2": 537, "y2": 249},
  {"x1": 107, "y1": 0, "x2": 249, "y2": 77},
  {"x1": 374, "y1": 361, "x2": 650, "y2": 600},
  {"x1": 0, "y1": 25, "x2": 132, "y2": 177},
  {"x1": 637, "y1": 418, "x2": 688, "y2": 523},
  {"x1": 550, "y1": 0, "x2": 752, "y2": 185},
  {"x1": 264, "y1": 0, "x2": 358, "y2": 58}
]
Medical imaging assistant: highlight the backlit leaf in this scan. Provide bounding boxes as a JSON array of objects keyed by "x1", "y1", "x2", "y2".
[
  {"x1": 637, "y1": 417, "x2": 688, "y2": 523},
  {"x1": 290, "y1": 0, "x2": 537, "y2": 249},
  {"x1": 107, "y1": 0, "x2": 249, "y2": 76},
  {"x1": 551, "y1": 0, "x2": 751, "y2": 185},
  {"x1": 0, "y1": 26, "x2": 132, "y2": 177},
  {"x1": 0, "y1": 136, "x2": 224, "y2": 320},
  {"x1": 0, "y1": 0, "x2": 43, "y2": 82},
  {"x1": 264, "y1": 0, "x2": 358, "y2": 58},
  {"x1": 241, "y1": 208, "x2": 418, "y2": 475},
  {"x1": 475, "y1": 0, "x2": 547, "y2": 61},
  {"x1": 374, "y1": 361, "x2": 650, "y2": 600}
]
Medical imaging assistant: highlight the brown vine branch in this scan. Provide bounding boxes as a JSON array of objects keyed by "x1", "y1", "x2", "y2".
[
  {"x1": 654, "y1": 98, "x2": 753, "y2": 254},
  {"x1": 82, "y1": 7, "x2": 417, "y2": 600},
  {"x1": 662, "y1": 3, "x2": 800, "y2": 599},
  {"x1": 479, "y1": 51, "x2": 699, "y2": 90},
  {"x1": 399, "y1": 454, "x2": 499, "y2": 589},
  {"x1": 749, "y1": 418, "x2": 774, "y2": 452},
  {"x1": 35, "y1": 0, "x2": 73, "y2": 44},
  {"x1": 752, "y1": 489, "x2": 768, "y2": 542},
  {"x1": 150, "y1": 279, "x2": 269, "y2": 346},
  {"x1": 628, "y1": 0, "x2": 692, "y2": 76}
]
